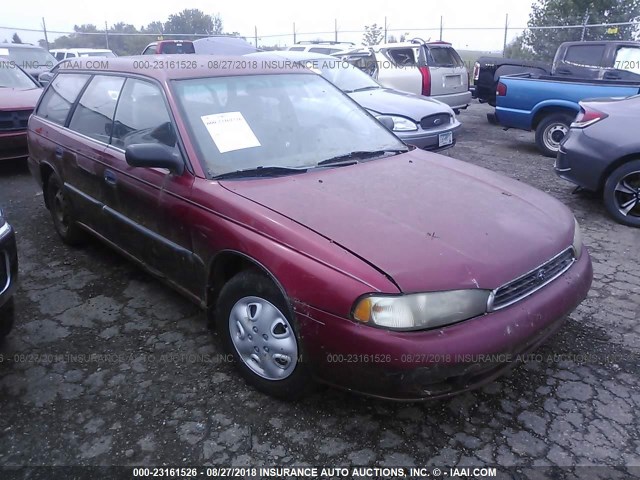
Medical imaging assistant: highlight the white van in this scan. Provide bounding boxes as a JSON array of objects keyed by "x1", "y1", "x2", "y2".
[{"x1": 49, "y1": 48, "x2": 117, "y2": 61}]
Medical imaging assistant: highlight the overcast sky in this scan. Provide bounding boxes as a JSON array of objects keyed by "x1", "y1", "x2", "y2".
[{"x1": 1, "y1": 0, "x2": 534, "y2": 51}]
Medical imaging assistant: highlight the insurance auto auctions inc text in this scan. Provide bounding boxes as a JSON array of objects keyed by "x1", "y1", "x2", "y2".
[{"x1": 257, "y1": 466, "x2": 498, "y2": 478}]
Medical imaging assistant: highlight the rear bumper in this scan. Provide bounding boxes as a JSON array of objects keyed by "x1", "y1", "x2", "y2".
[
  {"x1": 555, "y1": 128, "x2": 615, "y2": 192},
  {"x1": 0, "y1": 221, "x2": 18, "y2": 315},
  {"x1": 295, "y1": 250, "x2": 592, "y2": 400},
  {"x1": 432, "y1": 91, "x2": 472, "y2": 110},
  {"x1": 0, "y1": 130, "x2": 29, "y2": 162}
]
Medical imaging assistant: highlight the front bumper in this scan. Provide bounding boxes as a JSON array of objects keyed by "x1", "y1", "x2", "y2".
[
  {"x1": 0, "y1": 219, "x2": 18, "y2": 320},
  {"x1": 295, "y1": 249, "x2": 592, "y2": 400},
  {"x1": 396, "y1": 123, "x2": 461, "y2": 152},
  {"x1": 0, "y1": 130, "x2": 29, "y2": 162}
]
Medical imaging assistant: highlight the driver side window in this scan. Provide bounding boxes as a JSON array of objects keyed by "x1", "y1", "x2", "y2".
[{"x1": 111, "y1": 78, "x2": 179, "y2": 152}]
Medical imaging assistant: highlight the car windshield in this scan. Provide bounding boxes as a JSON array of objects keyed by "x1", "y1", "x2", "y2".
[
  {"x1": 0, "y1": 62, "x2": 37, "y2": 88},
  {"x1": 173, "y1": 73, "x2": 405, "y2": 178},
  {"x1": 309, "y1": 59, "x2": 380, "y2": 92},
  {"x1": 0, "y1": 47, "x2": 56, "y2": 70}
]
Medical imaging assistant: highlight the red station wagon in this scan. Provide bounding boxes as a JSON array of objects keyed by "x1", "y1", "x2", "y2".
[{"x1": 27, "y1": 56, "x2": 593, "y2": 400}]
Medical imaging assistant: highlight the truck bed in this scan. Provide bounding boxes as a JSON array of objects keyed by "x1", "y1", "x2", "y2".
[{"x1": 495, "y1": 73, "x2": 640, "y2": 131}]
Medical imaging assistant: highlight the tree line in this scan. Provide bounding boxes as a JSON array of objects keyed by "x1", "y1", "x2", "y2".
[{"x1": 35, "y1": 9, "x2": 239, "y2": 56}]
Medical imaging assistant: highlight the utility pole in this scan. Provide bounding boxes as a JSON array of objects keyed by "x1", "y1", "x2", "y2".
[
  {"x1": 335, "y1": 19, "x2": 338, "y2": 42},
  {"x1": 502, "y1": 13, "x2": 509, "y2": 57},
  {"x1": 384, "y1": 16, "x2": 388, "y2": 43},
  {"x1": 440, "y1": 16, "x2": 443, "y2": 41},
  {"x1": 293, "y1": 22, "x2": 296, "y2": 45},
  {"x1": 581, "y1": 9, "x2": 590, "y2": 41},
  {"x1": 42, "y1": 17, "x2": 49, "y2": 50},
  {"x1": 254, "y1": 26, "x2": 258, "y2": 48},
  {"x1": 105, "y1": 21, "x2": 109, "y2": 49}
]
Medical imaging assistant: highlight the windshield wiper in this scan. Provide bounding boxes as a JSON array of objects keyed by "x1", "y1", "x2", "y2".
[
  {"x1": 344, "y1": 86, "x2": 380, "y2": 93},
  {"x1": 317, "y1": 149, "x2": 408, "y2": 167},
  {"x1": 213, "y1": 165, "x2": 308, "y2": 180}
]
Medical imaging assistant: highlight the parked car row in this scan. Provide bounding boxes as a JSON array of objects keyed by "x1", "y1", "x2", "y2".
[
  {"x1": 335, "y1": 38, "x2": 472, "y2": 112},
  {"x1": 12, "y1": 55, "x2": 591, "y2": 401},
  {"x1": 477, "y1": 40, "x2": 640, "y2": 228}
]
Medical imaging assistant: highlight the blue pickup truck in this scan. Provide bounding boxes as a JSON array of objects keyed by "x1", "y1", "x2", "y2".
[{"x1": 494, "y1": 74, "x2": 640, "y2": 157}]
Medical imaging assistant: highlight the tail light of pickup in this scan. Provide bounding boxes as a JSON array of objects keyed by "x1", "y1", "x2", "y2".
[
  {"x1": 419, "y1": 66, "x2": 431, "y2": 96},
  {"x1": 496, "y1": 82, "x2": 507, "y2": 97},
  {"x1": 571, "y1": 105, "x2": 608, "y2": 128},
  {"x1": 473, "y1": 62, "x2": 480, "y2": 81}
]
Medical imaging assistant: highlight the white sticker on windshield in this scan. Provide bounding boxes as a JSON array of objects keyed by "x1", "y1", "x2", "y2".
[
  {"x1": 201, "y1": 112, "x2": 261, "y2": 154},
  {"x1": 0, "y1": 48, "x2": 9, "y2": 56}
]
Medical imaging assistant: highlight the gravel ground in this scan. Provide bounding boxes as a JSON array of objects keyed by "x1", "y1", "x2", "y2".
[{"x1": 0, "y1": 102, "x2": 639, "y2": 473}]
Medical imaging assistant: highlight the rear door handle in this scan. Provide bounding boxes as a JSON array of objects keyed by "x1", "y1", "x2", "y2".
[
  {"x1": 55, "y1": 146, "x2": 63, "y2": 159},
  {"x1": 104, "y1": 169, "x2": 117, "y2": 186}
]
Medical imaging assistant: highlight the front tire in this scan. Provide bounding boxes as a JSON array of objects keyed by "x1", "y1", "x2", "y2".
[
  {"x1": 535, "y1": 113, "x2": 573, "y2": 158},
  {"x1": 215, "y1": 270, "x2": 314, "y2": 399},
  {"x1": 45, "y1": 174, "x2": 87, "y2": 245},
  {"x1": 603, "y1": 160, "x2": 640, "y2": 227}
]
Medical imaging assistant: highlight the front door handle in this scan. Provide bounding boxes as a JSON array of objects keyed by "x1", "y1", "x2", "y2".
[
  {"x1": 55, "y1": 146, "x2": 63, "y2": 159},
  {"x1": 104, "y1": 169, "x2": 117, "y2": 186}
]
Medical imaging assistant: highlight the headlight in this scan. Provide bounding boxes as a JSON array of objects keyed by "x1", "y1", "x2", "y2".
[
  {"x1": 377, "y1": 115, "x2": 418, "y2": 132},
  {"x1": 573, "y1": 218, "x2": 583, "y2": 259},
  {"x1": 352, "y1": 290, "x2": 490, "y2": 331}
]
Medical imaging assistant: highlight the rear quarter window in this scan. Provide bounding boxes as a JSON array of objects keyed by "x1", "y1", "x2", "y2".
[
  {"x1": 387, "y1": 48, "x2": 417, "y2": 66},
  {"x1": 427, "y1": 47, "x2": 464, "y2": 67},
  {"x1": 564, "y1": 44, "x2": 605, "y2": 67},
  {"x1": 36, "y1": 73, "x2": 90, "y2": 126}
]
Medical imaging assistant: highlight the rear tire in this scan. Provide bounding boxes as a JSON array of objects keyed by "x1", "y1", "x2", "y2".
[
  {"x1": 215, "y1": 270, "x2": 314, "y2": 400},
  {"x1": 603, "y1": 160, "x2": 640, "y2": 228},
  {"x1": 535, "y1": 113, "x2": 573, "y2": 158},
  {"x1": 0, "y1": 298, "x2": 15, "y2": 341},
  {"x1": 45, "y1": 174, "x2": 87, "y2": 246}
]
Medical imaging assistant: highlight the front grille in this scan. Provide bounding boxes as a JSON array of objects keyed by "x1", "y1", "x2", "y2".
[
  {"x1": 491, "y1": 248, "x2": 575, "y2": 310},
  {"x1": 420, "y1": 113, "x2": 451, "y2": 130},
  {"x1": 0, "y1": 109, "x2": 32, "y2": 132}
]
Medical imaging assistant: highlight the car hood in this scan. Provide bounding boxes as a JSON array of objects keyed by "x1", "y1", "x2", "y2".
[
  {"x1": 349, "y1": 88, "x2": 451, "y2": 121},
  {"x1": 221, "y1": 150, "x2": 575, "y2": 293},
  {"x1": 0, "y1": 87, "x2": 41, "y2": 110}
]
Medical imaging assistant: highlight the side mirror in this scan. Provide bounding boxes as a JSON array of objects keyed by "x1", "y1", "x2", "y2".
[
  {"x1": 377, "y1": 115, "x2": 395, "y2": 131},
  {"x1": 125, "y1": 143, "x2": 184, "y2": 175},
  {"x1": 38, "y1": 72, "x2": 53, "y2": 87}
]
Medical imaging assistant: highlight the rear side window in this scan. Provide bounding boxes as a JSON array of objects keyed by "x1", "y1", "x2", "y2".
[
  {"x1": 387, "y1": 48, "x2": 417, "y2": 66},
  {"x1": 68, "y1": 75, "x2": 125, "y2": 143},
  {"x1": 288, "y1": 47, "x2": 305, "y2": 51},
  {"x1": 160, "y1": 42, "x2": 195, "y2": 54},
  {"x1": 427, "y1": 47, "x2": 464, "y2": 67},
  {"x1": 111, "y1": 78, "x2": 178, "y2": 151},
  {"x1": 614, "y1": 47, "x2": 640, "y2": 75},
  {"x1": 54, "y1": 52, "x2": 65, "y2": 61},
  {"x1": 36, "y1": 73, "x2": 90, "y2": 126},
  {"x1": 564, "y1": 45, "x2": 605, "y2": 67}
]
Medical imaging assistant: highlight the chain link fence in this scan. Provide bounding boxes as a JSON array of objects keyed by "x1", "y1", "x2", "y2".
[{"x1": 1, "y1": 19, "x2": 638, "y2": 63}]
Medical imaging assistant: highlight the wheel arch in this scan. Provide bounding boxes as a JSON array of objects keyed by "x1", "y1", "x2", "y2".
[
  {"x1": 206, "y1": 250, "x2": 293, "y2": 317},
  {"x1": 39, "y1": 162, "x2": 56, "y2": 209},
  {"x1": 532, "y1": 105, "x2": 577, "y2": 130},
  {"x1": 599, "y1": 153, "x2": 640, "y2": 191}
]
